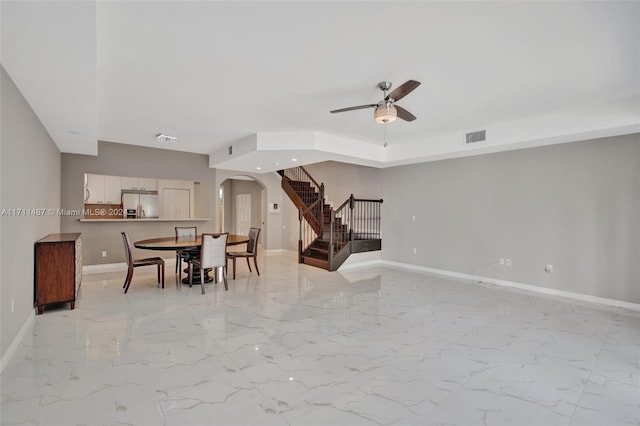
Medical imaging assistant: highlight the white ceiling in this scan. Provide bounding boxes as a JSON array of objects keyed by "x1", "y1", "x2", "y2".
[{"x1": 2, "y1": 1, "x2": 639, "y2": 173}]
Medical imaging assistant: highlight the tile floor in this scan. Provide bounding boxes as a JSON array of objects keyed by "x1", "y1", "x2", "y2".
[{"x1": 1, "y1": 253, "x2": 639, "y2": 426}]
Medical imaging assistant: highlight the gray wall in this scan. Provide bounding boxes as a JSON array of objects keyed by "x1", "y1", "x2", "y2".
[
  {"x1": 304, "y1": 161, "x2": 382, "y2": 206},
  {"x1": 221, "y1": 179, "x2": 232, "y2": 233},
  {"x1": 1, "y1": 67, "x2": 61, "y2": 356},
  {"x1": 281, "y1": 194, "x2": 299, "y2": 251},
  {"x1": 61, "y1": 142, "x2": 216, "y2": 265},
  {"x1": 381, "y1": 134, "x2": 640, "y2": 304}
]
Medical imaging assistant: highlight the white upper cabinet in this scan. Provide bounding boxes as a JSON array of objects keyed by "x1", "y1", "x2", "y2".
[
  {"x1": 85, "y1": 174, "x2": 104, "y2": 204},
  {"x1": 121, "y1": 177, "x2": 139, "y2": 190},
  {"x1": 121, "y1": 176, "x2": 158, "y2": 191},
  {"x1": 138, "y1": 178, "x2": 158, "y2": 191},
  {"x1": 104, "y1": 175, "x2": 122, "y2": 204},
  {"x1": 85, "y1": 174, "x2": 121, "y2": 204}
]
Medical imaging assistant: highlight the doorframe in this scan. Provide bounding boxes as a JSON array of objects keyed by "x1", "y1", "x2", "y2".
[{"x1": 218, "y1": 174, "x2": 270, "y2": 248}]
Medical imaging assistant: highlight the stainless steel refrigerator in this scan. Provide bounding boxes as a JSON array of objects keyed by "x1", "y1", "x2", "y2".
[{"x1": 122, "y1": 191, "x2": 159, "y2": 218}]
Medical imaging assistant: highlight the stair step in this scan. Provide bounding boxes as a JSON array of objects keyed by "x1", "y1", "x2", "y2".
[
  {"x1": 301, "y1": 255, "x2": 329, "y2": 270},
  {"x1": 311, "y1": 239, "x2": 329, "y2": 249},
  {"x1": 308, "y1": 246, "x2": 328, "y2": 255}
]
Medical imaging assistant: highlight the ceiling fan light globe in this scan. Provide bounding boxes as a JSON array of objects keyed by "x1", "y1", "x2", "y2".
[{"x1": 374, "y1": 104, "x2": 397, "y2": 124}]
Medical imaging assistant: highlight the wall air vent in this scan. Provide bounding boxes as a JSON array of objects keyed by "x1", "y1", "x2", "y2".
[
  {"x1": 466, "y1": 130, "x2": 486, "y2": 144},
  {"x1": 228, "y1": 146, "x2": 233, "y2": 155}
]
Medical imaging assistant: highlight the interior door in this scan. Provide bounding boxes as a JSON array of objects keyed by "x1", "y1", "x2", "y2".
[
  {"x1": 163, "y1": 188, "x2": 190, "y2": 218},
  {"x1": 235, "y1": 193, "x2": 251, "y2": 235}
]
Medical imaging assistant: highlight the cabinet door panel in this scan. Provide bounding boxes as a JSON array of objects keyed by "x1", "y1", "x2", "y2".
[
  {"x1": 138, "y1": 178, "x2": 157, "y2": 191},
  {"x1": 162, "y1": 188, "x2": 190, "y2": 218},
  {"x1": 104, "y1": 175, "x2": 122, "y2": 204},
  {"x1": 86, "y1": 174, "x2": 105, "y2": 203},
  {"x1": 121, "y1": 177, "x2": 139, "y2": 190}
]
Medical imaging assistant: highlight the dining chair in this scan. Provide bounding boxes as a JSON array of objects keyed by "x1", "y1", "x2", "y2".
[
  {"x1": 226, "y1": 227, "x2": 260, "y2": 280},
  {"x1": 121, "y1": 232, "x2": 165, "y2": 294},
  {"x1": 188, "y1": 233, "x2": 228, "y2": 294},
  {"x1": 175, "y1": 226, "x2": 197, "y2": 284}
]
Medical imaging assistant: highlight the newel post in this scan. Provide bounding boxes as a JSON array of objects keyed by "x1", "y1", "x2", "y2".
[
  {"x1": 349, "y1": 194, "x2": 354, "y2": 242},
  {"x1": 319, "y1": 183, "x2": 325, "y2": 236},
  {"x1": 298, "y1": 207, "x2": 303, "y2": 263}
]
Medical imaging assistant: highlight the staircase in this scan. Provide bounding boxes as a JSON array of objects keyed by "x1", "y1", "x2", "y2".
[{"x1": 279, "y1": 166, "x2": 383, "y2": 271}]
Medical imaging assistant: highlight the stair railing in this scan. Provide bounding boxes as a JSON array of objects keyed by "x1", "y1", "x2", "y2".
[
  {"x1": 281, "y1": 166, "x2": 322, "y2": 197},
  {"x1": 328, "y1": 194, "x2": 383, "y2": 270},
  {"x1": 298, "y1": 186, "x2": 324, "y2": 260},
  {"x1": 349, "y1": 195, "x2": 384, "y2": 241},
  {"x1": 330, "y1": 197, "x2": 351, "y2": 247}
]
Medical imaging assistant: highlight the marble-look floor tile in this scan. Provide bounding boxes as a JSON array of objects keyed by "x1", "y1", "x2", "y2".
[{"x1": 2, "y1": 253, "x2": 639, "y2": 425}]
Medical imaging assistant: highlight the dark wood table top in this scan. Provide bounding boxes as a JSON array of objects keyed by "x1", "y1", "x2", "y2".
[{"x1": 134, "y1": 234, "x2": 249, "y2": 251}]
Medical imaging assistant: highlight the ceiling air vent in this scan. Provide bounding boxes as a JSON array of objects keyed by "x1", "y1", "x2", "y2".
[{"x1": 466, "y1": 130, "x2": 486, "y2": 144}]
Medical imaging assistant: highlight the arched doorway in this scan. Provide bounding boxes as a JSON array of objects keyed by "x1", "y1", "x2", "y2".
[{"x1": 218, "y1": 175, "x2": 267, "y2": 248}]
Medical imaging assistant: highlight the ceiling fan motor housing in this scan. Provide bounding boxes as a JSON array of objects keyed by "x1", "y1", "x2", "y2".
[{"x1": 330, "y1": 79, "x2": 420, "y2": 123}]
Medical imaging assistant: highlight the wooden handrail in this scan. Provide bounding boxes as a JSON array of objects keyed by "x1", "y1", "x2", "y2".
[
  {"x1": 353, "y1": 198, "x2": 384, "y2": 203},
  {"x1": 301, "y1": 197, "x2": 321, "y2": 217},
  {"x1": 299, "y1": 165, "x2": 322, "y2": 189}
]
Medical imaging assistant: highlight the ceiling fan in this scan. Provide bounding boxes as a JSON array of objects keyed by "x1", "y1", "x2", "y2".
[{"x1": 330, "y1": 80, "x2": 421, "y2": 124}]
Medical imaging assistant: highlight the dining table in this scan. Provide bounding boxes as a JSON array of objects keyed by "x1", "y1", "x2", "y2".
[{"x1": 134, "y1": 234, "x2": 250, "y2": 284}]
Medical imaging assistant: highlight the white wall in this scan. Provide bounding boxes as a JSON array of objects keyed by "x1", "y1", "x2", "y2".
[{"x1": 1, "y1": 67, "x2": 61, "y2": 358}]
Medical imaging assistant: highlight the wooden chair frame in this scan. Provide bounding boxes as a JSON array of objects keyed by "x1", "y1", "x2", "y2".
[
  {"x1": 121, "y1": 232, "x2": 165, "y2": 294},
  {"x1": 175, "y1": 226, "x2": 197, "y2": 283},
  {"x1": 226, "y1": 227, "x2": 260, "y2": 280}
]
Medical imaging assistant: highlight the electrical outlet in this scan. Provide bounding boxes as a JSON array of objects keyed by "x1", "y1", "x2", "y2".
[
  {"x1": 505, "y1": 258, "x2": 512, "y2": 266},
  {"x1": 499, "y1": 258, "x2": 505, "y2": 265},
  {"x1": 101, "y1": 250, "x2": 107, "y2": 258},
  {"x1": 545, "y1": 264, "x2": 553, "y2": 273}
]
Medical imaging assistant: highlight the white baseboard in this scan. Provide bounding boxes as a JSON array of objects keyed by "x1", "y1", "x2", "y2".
[
  {"x1": 82, "y1": 262, "x2": 128, "y2": 274},
  {"x1": 340, "y1": 259, "x2": 640, "y2": 312},
  {"x1": 1, "y1": 310, "x2": 35, "y2": 373},
  {"x1": 265, "y1": 249, "x2": 297, "y2": 256}
]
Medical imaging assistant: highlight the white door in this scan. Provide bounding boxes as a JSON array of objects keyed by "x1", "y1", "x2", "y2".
[
  {"x1": 163, "y1": 188, "x2": 190, "y2": 218},
  {"x1": 235, "y1": 193, "x2": 251, "y2": 235}
]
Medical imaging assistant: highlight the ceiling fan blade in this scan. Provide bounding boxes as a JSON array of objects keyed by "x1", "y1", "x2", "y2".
[
  {"x1": 396, "y1": 105, "x2": 417, "y2": 122},
  {"x1": 385, "y1": 80, "x2": 421, "y2": 102},
  {"x1": 330, "y1": 104, "x2": 377, "y2": 113}
]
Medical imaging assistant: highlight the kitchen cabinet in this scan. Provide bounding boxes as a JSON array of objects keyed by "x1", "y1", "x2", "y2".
[
  {"x1": 121, "y1": 177, "x2": 139, "y2": 190},
  {"x1": 85, "y1": 174, "x2": 104, "y2": 203},
  {"x1": 138, "y1": 178, "x2": 158, "y2": 191},
  {"x1": 85, "y1": 174, "x2": 121, "y2": 204},
  {"x1": 121, "y1": 177, "x2": 158, "y2": 191},
  {"x1": 34, "y1": 233, "x2": 82, "y2": 315},
  {"x1": 104, "y1": 175, "x2": 121, "y2": 204}
]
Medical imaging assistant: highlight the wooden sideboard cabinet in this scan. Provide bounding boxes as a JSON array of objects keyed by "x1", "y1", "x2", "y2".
[{"x1": 34, "y1": 233, "x2": 82, "y2": 315}]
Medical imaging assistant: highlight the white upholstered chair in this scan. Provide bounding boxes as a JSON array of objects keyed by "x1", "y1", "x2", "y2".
[{"x1": 188, "y1": 233, "x2": 228, "y2": 294}]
